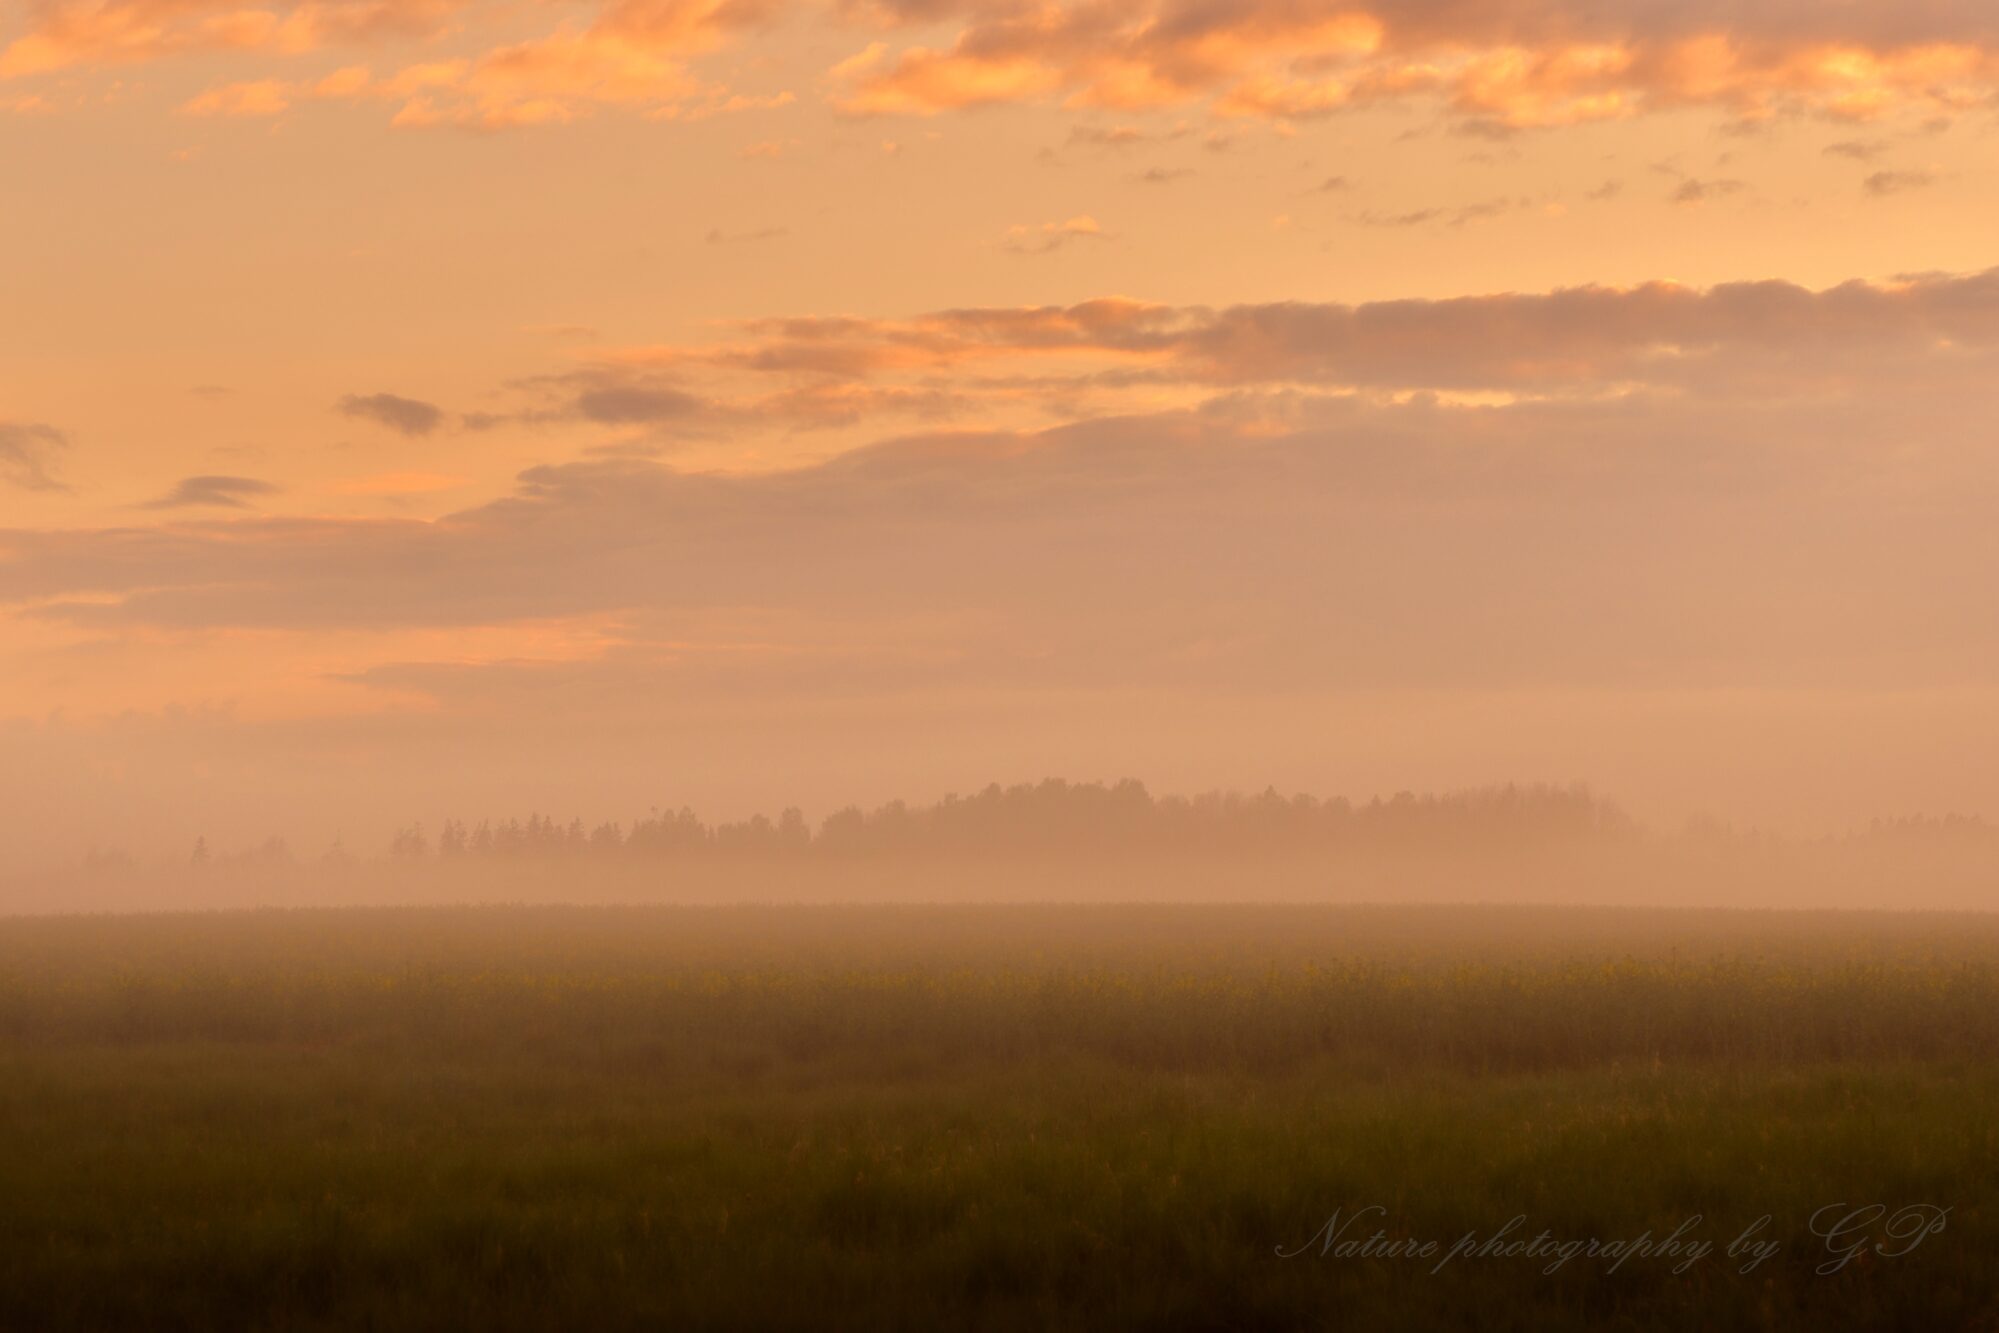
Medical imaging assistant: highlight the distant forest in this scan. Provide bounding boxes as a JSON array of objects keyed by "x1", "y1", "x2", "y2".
[
  {"x1": 146, "y1": 780, "x2": 1993, "y2": 870},
  {"x1": 379, "y1": 781, "x2": 1631, "y2": 862}
]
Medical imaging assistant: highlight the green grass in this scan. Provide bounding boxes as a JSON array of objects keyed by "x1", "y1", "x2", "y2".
[{"x1": 1, "y1": 905, "x2": 1995, "y2": 1330}]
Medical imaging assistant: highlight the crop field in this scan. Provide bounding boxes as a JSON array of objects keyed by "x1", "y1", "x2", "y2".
[{"x1": 1, "y1": 904, "x2": 1995, "y2": 1331}]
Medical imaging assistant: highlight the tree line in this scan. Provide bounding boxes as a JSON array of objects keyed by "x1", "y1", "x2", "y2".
[{"x1": 377, "y1": 780, "x2": 1633, "y2": 862}]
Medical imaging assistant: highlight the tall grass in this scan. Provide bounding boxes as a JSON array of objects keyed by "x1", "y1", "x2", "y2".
[
  {"x1": 4, "y1": 905, "x2": 1996, "y2": 1072},
  {"x1": 1, "y1": 905, "x2": 1994, "y2": 1330}
]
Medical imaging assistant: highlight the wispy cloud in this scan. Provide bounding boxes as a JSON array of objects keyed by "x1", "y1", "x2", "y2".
[
  {"x1": 0, "y1": 421, "x2": 70, "y2": 493},
  {"x1": 337, "y1": 393, "x2": 445, "y2": 437},
  {"x1": 143, "y1": 475, "x2": 281, "y2": 509},
  {"x1": 180, "y1": 78, "x2": 291, "y2": 117},
  {"x1": 1672, "y1": 178, "x2": 1747, "y2": 205},
  {"x1": 999, "y1": 215, "x2": 1109, "y2": 255},
  {"x1": 1350, "y1": 197, "x2": 1515, "y2": 227},
  {"x1": 1864, "y1": 169, "x2": 1938, "y2": 196}
]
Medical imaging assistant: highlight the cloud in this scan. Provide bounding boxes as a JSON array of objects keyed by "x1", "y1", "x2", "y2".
[
  {"x1": 336, "y1": 392, "x2": 445, "y2": 436},
  {"x1": 7, "y1": 265, "x2": 1999, "y2": 563},
  {"x1": 8, "y1": 372, "x2": 1999, "y2": 705},
  {"x1": 143, "y1": 475, "x2": 282, "y2": 509},
  {"x1": 314, "y1": 64, "x2": 370, "y2": 97},
  {"x1": 1671, "y1": 177, "x2": 1747, "y2": 204},
  {"x1": 572, "y1": 384, "x2": 710, "y2": 424},
  {"x1": 0, "y1": 0, "x2": 465, "y2": 79},
  {"x1": 23, "y1": 0, "x2": 1999, "y2": 135},
  {"x1": 1863, "y1": 168, "x2": 1938, "y2": 195},
  {"x1": 180, "y1": 78, "x2": 291, "y2": 117},
  {"x1": 1445, "y1": 197, "x2": 1515, "y2": 225},
  {"x1": 1065, "y1": 124, "x2": 1150, "y2": 149},
  {"x1": 77, "y1": 0, "x2": 794, "y2": 130},
  {"x1": 829, "y1": 2, "x2": 1999, "y2": 129},
  {"x1": 357, "y1": 1, "x2": 796, "y2": 131},
  {"x1": 15, "y1": 264, "x2": 1999, "y2": 774},
  {"x1": 1825, "y1": 138, "x2": 1892, "y2": 160},
  {"x1": 1341, "y1": 195, "x2": 1518, "y2": 226},
  {"x1": 507, "y1": 363, "x2": 959, "y2": 439},
  {"x1": 539, "y1": 267, "x2": 1999, "y2": 457},
  {"x1": 1353, "y1": 207, "x2": 1443, "y2": 227},
  {"x1": 999, "y1": 215, "x2": 1109, "y2": 254},
  {"x1": 0, "y1": 421, "x2": 69, "y2": 492}
]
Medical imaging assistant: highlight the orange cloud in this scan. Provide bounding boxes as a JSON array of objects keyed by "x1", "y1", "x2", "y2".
[
  {"x1": 0, "y1": 0, "x2": 462, "y2": 78},
  {"x1": 10, "y1": 335, "x2": 1999, "y2": 709},
  {"x1": 181, "y1": 77, "x2": 292, "y2": 116},
  {"x1": 322, "y1": 0, "x2": 794, "y2": 130},
  {"x1": 12, "y1": 0, "x2": 789, "y2": 130},
  {"x1": 832, "y1": 4, "x2": 1999, "y2": 128},
  {"x1": 571, "y1": 270, "x2": 1999, "y2": 418},
  {"x1": 998, "y1": 214, "x2": 1109, "y2": 254},
  {"x1": 18, "y1": 0, "x2": 1997, "y2": 131}
]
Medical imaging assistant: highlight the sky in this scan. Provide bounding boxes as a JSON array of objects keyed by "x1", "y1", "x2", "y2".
[{"x1": 4, "y1": 0, "x2": 1999, "y2": 867}]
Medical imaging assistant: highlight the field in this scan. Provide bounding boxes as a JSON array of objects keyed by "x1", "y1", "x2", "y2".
[{"x1": 1, "y1": 905, "x2": 1995, "y2": 1330}]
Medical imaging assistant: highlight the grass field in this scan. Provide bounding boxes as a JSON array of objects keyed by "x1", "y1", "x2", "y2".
[{"x1": 1, "y1": 905, "x2": 1994, "y2": 1330}]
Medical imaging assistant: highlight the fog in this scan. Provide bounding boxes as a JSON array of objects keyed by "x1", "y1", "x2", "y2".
[{"x1": 9, "y1": 780, "x2": 1995, "y2": 914}]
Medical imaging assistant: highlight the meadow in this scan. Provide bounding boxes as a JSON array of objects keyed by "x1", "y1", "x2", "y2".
[{"x1": 1, "y1": 904, "x2": 1994, "y2": 1330}]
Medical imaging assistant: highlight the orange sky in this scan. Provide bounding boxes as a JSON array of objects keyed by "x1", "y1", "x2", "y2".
[{"x1": 5, "y1": 0, "x2": 1999, "y2": 866}]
